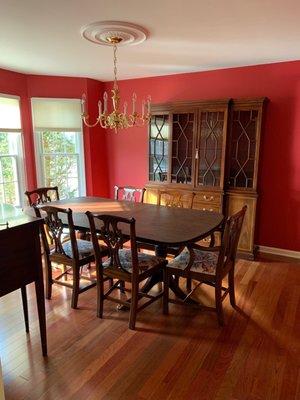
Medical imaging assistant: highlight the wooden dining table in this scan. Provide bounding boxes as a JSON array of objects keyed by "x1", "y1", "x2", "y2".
[{"x1": 29, "y1": 196, "x2": 224, "y2": 299}]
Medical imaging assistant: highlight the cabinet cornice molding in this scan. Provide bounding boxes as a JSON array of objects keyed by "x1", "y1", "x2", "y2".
[{"x1": 151, "y1": 98, "x2": 231, "y2": 112}]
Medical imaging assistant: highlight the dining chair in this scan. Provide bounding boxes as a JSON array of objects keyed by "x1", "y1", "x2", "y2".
[
  {"x1": 157, "y1": 190, "x2": 195, "y2": 258},
  {"x1": 35, "y1": 205, "x2": 110, "y2": 309},
  {"x1": 157, "y1": 190, "x2": 195, "y2": 209},
  {"x1": 163, "y1": 206, "x2": 247, "y2": 326},
  {"x1": 114, "y1": 185, "x2": 146, "y2": 203},
  {"x1": 86, "y1": 212, "x2": 167, "y2": 330},
  {"x1": 25, "y1": 186, "x2": 60, "y2": 206}
]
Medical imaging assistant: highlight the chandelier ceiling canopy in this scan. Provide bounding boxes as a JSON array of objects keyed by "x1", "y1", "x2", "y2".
[{"x1": 80, "y1": 21, "x2": 151, "y2": 132}]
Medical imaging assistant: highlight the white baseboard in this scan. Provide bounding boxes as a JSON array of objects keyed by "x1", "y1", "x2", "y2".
[{"x1": 258, "y1": 245, "x2": 300, "y2": 259}]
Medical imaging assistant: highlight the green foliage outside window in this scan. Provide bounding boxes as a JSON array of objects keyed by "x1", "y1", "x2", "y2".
[
  {"x1": 0, "y1": 133, "x2": 19, "y2": 205},
  {"x1": 41, "y1": 131, "x2": 80, "y2": 199}
]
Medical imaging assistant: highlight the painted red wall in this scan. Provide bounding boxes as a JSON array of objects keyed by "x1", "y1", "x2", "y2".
[
  {"x1": 0, "y1": 70, "x2": 109, "y2": 197},
  {"x1": 104, "y1": 61, "x2": 300, "y2": 251}
]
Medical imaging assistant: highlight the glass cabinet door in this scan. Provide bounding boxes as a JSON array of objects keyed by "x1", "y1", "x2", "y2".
[
  {"x1": 228, "y1": 110, "x2": 258, "y2": 189},
  {"x1": 197, "y1": 111, "x2": 226, "y2": 188},
  {"x1": 171, "y1": 113, "x2": 195, "y2": 184},
  {"x1": 149, "y1": 114, "x2": 169, "y2": 182}
]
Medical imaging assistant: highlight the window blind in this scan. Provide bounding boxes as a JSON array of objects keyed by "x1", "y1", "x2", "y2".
[
  {"x1": 31, "y1": 98, "x2": 82, "y2": 131},
  {"x1": 0, "y1": 95, "x2": 22, "y2": 131}
]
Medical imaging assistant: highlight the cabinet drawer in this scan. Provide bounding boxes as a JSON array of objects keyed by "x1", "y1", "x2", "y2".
[
  {"x1": 192, "y1": 202, "x2": 221, "y2": 213},
  {"x1": 193, "y1": 192, "x2": 222, "y2": 205}
]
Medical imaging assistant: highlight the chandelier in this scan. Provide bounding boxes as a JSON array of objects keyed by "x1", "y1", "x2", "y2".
[{"x1": 80, "y1": 22, "x2": 151, "y2": 132}]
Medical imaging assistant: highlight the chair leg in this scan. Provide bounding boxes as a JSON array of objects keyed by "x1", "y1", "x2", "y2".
[
  {"x1": 173, "y1": 275, "x2": 179, "y2": 286},
  {"x1": 35, "y1": 280, "x2": 47, "y2": 357},
  {"x1": 163, "y1": 270, "x2": 170, "y2": 315},
  {"x1": 129, "y1": 279, "x2": 139, "y2": 330},
  {"x1": 71, "y1": 265, "x2": 80, "y2": 309},
  {"x1": 120, "y1": 280, "x2": 125, "y2": 294},
  {"x1": 21, "y1": 285, "x2": 29, "y2": 333},
  {"x1": 97, "y1": 271, "x2": 104, "y2": 318},
  {"x1": 186, "y1": 278, "x2": 192, "y2": 292},
  {"x1": 228, "y1": 269, "x2": 236, "y2": 308},
  {"x1": 215, "y1": 282, "x2": 224, "y2": 326}
]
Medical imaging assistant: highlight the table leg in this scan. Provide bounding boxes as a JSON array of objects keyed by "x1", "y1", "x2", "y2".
[{"x1": 140, "y1": 244, "x2": 187, "y2": 300}]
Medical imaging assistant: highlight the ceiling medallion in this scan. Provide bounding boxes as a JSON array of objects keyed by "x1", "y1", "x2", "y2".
[{"x1": 80, "y1": 21, "x2": 151, "y2": 132}]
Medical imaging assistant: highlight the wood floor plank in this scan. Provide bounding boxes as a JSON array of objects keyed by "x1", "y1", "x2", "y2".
[{"x1": 0, "y1": 259, "x2": 299, "y2": 400}]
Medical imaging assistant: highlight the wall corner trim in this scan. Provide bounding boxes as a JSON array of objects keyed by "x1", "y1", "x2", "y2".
[{"x1": 258, "y1": 245, "x2": 300, "y2": 259}]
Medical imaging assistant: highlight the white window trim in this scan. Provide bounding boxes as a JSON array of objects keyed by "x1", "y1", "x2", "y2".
[
  {"x1": 33, "y1": 130, "x2": 86, "y2": 197},
  {"x1": 32, "y1": 97, "x2": 86, "y2": 198}
]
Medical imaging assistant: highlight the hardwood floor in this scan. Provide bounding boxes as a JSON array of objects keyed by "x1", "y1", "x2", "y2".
[{"x1": 1, "y1": 258, "x2": 299, "y2": 400}]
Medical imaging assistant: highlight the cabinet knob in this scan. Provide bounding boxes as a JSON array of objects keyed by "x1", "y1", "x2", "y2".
[
  {"x1": 203, "y1": 195, "x2": 214, "y2": 201},
  {"x1": 195, "y1": 149, "x2": 199, "y2": 159}
]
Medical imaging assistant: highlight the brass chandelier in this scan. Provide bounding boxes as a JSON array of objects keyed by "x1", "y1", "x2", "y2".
[{"x1": 81, "y1": 34, "x2": 151, "y2": 132}]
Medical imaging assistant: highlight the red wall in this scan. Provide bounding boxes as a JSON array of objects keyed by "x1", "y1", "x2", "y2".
[
  {"x1": 1, "y1": 61, "x2": 299, "y2": 251},
  {"x1": 104, "y1": 61, "x2": 300, "y2": 251},
  {"x1": 0, "y1": 69, "x2": 109, "y2": 197}
]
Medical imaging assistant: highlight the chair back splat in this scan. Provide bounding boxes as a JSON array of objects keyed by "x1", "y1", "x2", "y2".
[
  {"x1": 157, "y1": 190, "x2": 194, "y2": 209},
  {"x1": 114, "y1": 185, "x2": 146, "y2": 203},
  {"x1": 25, "y1": 186, "x2": 59, "y2": 206}
]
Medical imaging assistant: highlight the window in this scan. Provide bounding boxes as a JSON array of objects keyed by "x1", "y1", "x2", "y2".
[
  {"x1": 32, "y1": 99, "x2": 86, "y2": 199},
  {"x1": 0, "y1": 95, "x2": 25, "y2": 207}
]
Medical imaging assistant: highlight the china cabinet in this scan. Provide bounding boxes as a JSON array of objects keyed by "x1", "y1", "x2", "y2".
[{"x1": 146, "y1": 97, "x2": 266, "y2": 258}]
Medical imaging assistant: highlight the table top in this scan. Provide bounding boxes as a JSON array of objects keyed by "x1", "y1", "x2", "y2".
[{"x1": 38, "y1": 196, "x2": 224, "y2": 246}]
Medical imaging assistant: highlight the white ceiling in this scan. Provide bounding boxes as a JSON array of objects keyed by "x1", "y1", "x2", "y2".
[{"x1": 1, "y1": 0, "x2": 299, "y2": 81}]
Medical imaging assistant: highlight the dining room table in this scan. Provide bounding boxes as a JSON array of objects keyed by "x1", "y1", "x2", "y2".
[{"x1": 27, "y1": 196, "x2": 224, "y2": 299}]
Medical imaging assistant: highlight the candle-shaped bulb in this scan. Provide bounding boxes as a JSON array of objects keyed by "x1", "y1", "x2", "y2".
[
  {"x1": 132, "y1": 92, "x2": 137, "y2": 114},
  {"x1": 141, "y1": 100, "x2": 145, "y2": 118},
  {"x1": 81, "y1": 94, "x2": 86, "y2": 115},
  {"x1": 98, "y1": 100, "x2": 102, "y2": 116},
  {"x1": 103, "y1": 92, "x2": 108, "y2": 113},
  {"x1": 123, "y1": 101, "x2": 128, "y2": 114},
  {"x1": 147, "y1": 95, "x2": 151, "y2": 115}
]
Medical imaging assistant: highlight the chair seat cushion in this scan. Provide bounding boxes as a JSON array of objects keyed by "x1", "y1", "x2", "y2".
[
  {"x1": 168, "y1": 247, "x2": 218, "y2": 275},
  {"x1": 103, "y1": 249, "x2": 165, "y2": 273},
  {"x1": 61, "y1": 239, "x2": 94, "y2": 259}
]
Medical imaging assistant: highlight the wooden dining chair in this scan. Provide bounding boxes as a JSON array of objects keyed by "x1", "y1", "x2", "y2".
[
  {"x1": 163, "y1": 206, "x2": 247, "y2": 326},
  {"x1": 157, "y1": 190, "x2": 195, "y2": 209},
  {"x1": 114, "y1": 185, "x2": 146, "y2": 203},
  {"x1": 157, "y1": 190, "x2": 195, "y2": 258},
  {"x1": 25, "y1": 186, "x2": 60, "y2": 206},
  {"x1": 35, "y1": 205, "x2": 109, "y2": 309},
  {"x1": 86, "y1": 212, "x2": 167, "y2": 330}
]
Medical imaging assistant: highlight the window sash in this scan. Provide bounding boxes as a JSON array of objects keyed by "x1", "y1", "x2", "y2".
[{"x1": 34, "y1": 130, "x2": 86, "y2": 198}]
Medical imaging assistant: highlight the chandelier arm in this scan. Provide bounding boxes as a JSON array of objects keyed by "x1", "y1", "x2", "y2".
[{"x1": 82, "y1": 116, "x2": 100, "y2": 128}]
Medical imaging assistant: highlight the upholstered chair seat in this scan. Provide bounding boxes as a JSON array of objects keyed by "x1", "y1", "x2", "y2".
[
  {"x1": 61, "y1": 239, "x2": 95, "y2": 259},
  {"x1": 103, "y1": 248, "x2": 165, "y2": 273},
  {"x1": 168, "y1": 247, "x2": 218, "y2": 275}
]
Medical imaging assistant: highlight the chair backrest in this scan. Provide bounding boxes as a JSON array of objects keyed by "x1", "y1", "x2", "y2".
[
  {"x1": 25, "y1": 186, "x2": 60, "y2": 207},
  {"x1": 35, "y1": 205, "x2": 79, "y2": 260},
  {"x1": 86, "y1": 212, "x2": 139, "y2": 275},
  {"x1": 216, "y1": 206, "x2": 247, "y2": 276},
  {"x1": 157, "y1": 190, "x2": 194, "y2": 209},
  {"x1": 114, "y1": 185, "x2": 146, "y2": 203}
]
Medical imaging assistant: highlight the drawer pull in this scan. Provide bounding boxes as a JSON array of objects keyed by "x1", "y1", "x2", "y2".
[
  {"x1": 202, "y1": 208, "x2": 214, "y2": 212},
  {"x1": 203, "y1": 195, "x2": 214, "y2": 201}
]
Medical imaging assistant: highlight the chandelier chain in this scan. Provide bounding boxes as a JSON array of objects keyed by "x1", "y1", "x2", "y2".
[{"x1": 113, "y1": 44, "x2": 118, "y2": 89}]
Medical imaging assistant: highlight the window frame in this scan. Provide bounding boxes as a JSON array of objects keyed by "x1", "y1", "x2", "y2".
[
  {"x1": 0, "y1": 93, "x2": 26, "y2": 208},
  {"x1": 34, "y1": 128, "x2": 86, "y2": 198}
]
